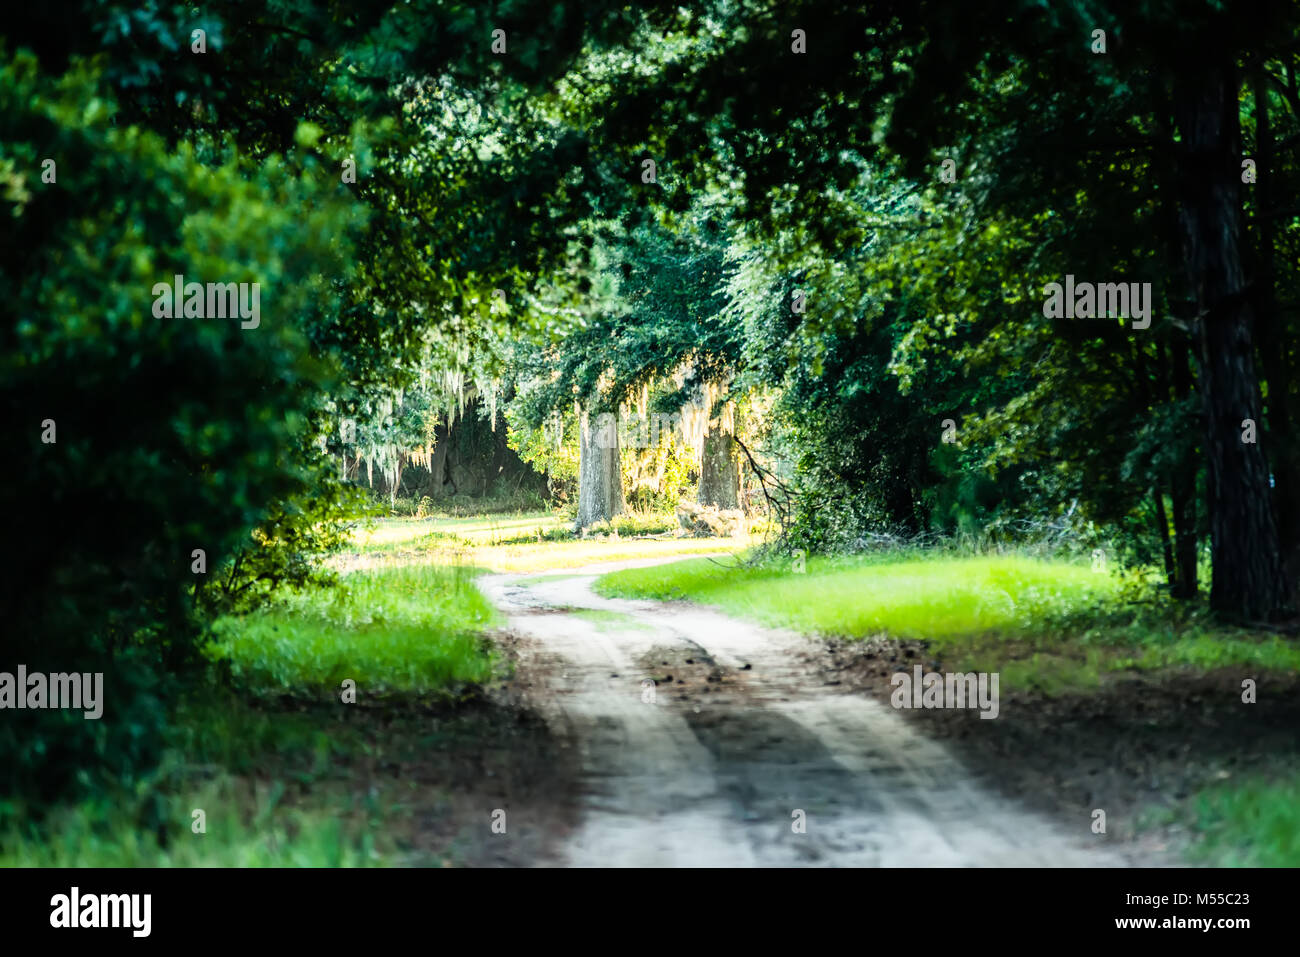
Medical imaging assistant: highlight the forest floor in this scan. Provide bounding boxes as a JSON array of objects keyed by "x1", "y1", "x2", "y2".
[{"x1": 479, "y1": 556, "x2": 1157, "y2": 866}]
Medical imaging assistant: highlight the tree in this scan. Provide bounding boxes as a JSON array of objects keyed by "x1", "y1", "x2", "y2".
[
  {"x1": 1172, "y1": 46, "x2": 1287, "y2": 618},
  {"x1": 504, "y1": 214, "x2": 743, "y2": 525},
  {"x1": 575, "y1": 408, "x2": 628, "y2": 528},
  {"x1": 1, "y1": 51, "x2": 356, "y2": 802},
  {"x1": 531, "y1": 0, "x2": 1300, "y2": 616}
]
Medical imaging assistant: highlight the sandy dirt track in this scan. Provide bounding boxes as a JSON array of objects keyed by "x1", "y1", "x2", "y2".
[{"x1": 479, "y1": 556, "x2": 1133, "y2": 867}]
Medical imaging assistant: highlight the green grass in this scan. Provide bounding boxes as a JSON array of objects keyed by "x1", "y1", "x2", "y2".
[
  {"x1": 1157, "y1": 772, "x2": 1300, "y2": 867},
  {"x1": 596, "y1": 552, "x2": 1118, "y2": 641},
  {"x1": 336, "y1": 513, "x2": 744, "y2": 573},
  {"x1": 3, "y1": 783, "x2": 391, "y2": 867},
  {"x1": 0, "y1": 691, "x2": 420, "y2": 866},
  {"x1": 595, "y1": 551, "x2": 1300, "y2": 692},
  {"x1": 4, "y1": 519, "x2": 517, "y2": 867},
  {"x1": 350, "y1": 511, "x2": 566, "y2": 548},
  {"x1": 4, "y1": 554, "x2": 506, "y2": 865},
  {"x1": 208, "y1": 562, "x2": 499, "y2": 697}
]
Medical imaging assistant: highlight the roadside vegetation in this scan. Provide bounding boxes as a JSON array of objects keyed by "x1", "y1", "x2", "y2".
[
  {"x1": 2, "y1": 513, "x2": 590, "y2": 866},
  {"x1": 597, "y1": 550, "x2": 1300, "y2": 864},
  {"x1": 1161, "y1": 774, "x2": 1300, "y2": 868},
  {"x1": 596, "y1": 553, "x2": 1300, "y2": 691}
]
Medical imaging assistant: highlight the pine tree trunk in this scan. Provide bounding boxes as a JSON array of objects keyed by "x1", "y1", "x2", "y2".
[
  {"x1": 575, "y1": 409, "x2": 626, "y2": 530},
  {"x1": 1173, "y1": 59, "x2": 1289, "y2": 619}
]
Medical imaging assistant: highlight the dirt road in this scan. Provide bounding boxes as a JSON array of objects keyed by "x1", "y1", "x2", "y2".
[{"x1": 480, "y1": 556, "x2": 1132, "y2": 867}]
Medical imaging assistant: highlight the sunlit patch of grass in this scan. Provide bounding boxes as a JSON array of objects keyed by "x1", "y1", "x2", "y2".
[
  {"x1": 465, "y1": 537, "x2": 743, "y2": 572},
  {"x1": 596, "y1": 553, "x2": 1118, "y2": 642},
  {"x1": 595, "y1": 552, "x2": 1300, "y2": 692},
  {"x1": 208, "y1": 562, "x2": 499, "y2": 697},
  {"x1": 337, "y1": 515, "x2": 745, "y2": 573},
  {"x1": 349, "y1": 512, "x2": 566, "y2": 549}
]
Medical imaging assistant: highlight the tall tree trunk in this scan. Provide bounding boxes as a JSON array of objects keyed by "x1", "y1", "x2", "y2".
[
  {"x1": 698, "y1": 421, "x2": 741, "y2": 509},
  {"x1": 1170, "y1": 475, "x2": 1199, "y2": 599},
  {"x1": 1147, "y1": 343, "x2": 1177, "y2": 594},
  {"x1": 1250, "y1": 71, "x2": 1300, "y2": 577},
  {"x1": 575, "y1": 408, "x2": 626, "y2": 530},
  {"x1": 1173, "y1": 59, "x2": 1288, "y2": 619},
  {"x1": 1154, "y1": 143, "x2": 1203, "y2": 601},
  {"x1": 1170, "y1": 339, "x2": 1200, "y2": 599}
]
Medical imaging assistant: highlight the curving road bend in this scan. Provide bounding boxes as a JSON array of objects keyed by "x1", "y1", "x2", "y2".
[{"x1": 479, "y1": 557, "x2": 1132, "y2": 868}]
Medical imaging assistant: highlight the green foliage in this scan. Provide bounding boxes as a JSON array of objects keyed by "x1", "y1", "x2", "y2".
[
  {"x1": 507, "y1": 215, "x2": 736, "y2": 421},
  {"x1": 507, "y1": 405, "x2": 581, "y2": 503},
  {"x1": 197, "y1": 476, "x2": 374, "y2": 617},
  {"x1": 2, "y1": 49, "x2": 358, "y2": 803},
  {"x1": 0, "y1": 651, "x2": 168, "y2": 823},
  {"x1": 4, "y1": 0, "x2": 614, "y2": 807},
  {"x1": 7, "y1": 0, "x2": 1300, "y2": 861},
  {"x1": 2, "y1": 689, "x2": 406, "y2": 866},
  {"x1": 621, "y1": 422, "x2": 697, "y2": 512}
]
